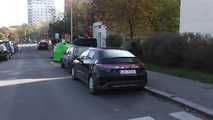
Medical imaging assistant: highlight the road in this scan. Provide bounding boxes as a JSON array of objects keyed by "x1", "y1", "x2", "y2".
[{"x1": 0, "y1": 45, "x2": 208, "y2": 120}]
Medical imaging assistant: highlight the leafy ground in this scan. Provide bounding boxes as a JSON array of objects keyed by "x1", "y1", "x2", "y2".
[{"x1": 146, "y1": 64, "x2": 213, "y2": 84}]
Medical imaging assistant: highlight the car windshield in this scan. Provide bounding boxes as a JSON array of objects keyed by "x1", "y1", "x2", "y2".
[{"x1": 75, "y1": 47, "x2": 89, "y2": 56}]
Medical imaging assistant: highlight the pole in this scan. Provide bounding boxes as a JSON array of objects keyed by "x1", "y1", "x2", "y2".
[{"x1": 70, "y1": 0, "x2": 73, "y2": 42}]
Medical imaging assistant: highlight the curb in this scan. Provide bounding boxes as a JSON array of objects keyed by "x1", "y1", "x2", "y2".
[{"x1": 145, "y1": 86, "x2": 213, "y2": 118}]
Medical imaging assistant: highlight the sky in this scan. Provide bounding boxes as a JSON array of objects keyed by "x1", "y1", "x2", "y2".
[
  {"x1": 0, "y1": 0, "x2": 64, "y2": 27},
  {"x1": 180, "y1": 0, "x2": 213, "y2": 33}
]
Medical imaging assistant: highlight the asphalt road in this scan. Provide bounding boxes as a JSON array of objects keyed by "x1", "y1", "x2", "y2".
[{"x1": 0, "y1": 45, "x2": 207, "y2": 120}]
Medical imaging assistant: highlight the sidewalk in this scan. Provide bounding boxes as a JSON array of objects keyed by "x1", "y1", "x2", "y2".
[{"x1": 147, "y1": 71, "x2": 213, "y2": 110}]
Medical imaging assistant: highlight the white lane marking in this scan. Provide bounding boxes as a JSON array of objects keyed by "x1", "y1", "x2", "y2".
[
  {"x1": 0, "y1": 76, "x2": 72, "y2": 87},
  {"x1": 170, "y1": 111, "x2": 203, "y2": 120},
  {"x1": 50, "y1": 61, "x2": 60, "y2": 67},
  {"x1": 129, "y1": 116, "x2": 155, "y2": 120}
]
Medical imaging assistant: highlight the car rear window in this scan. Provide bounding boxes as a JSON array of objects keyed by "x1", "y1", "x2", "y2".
[
  {"x1": 98, "y1": 50, "x2": 140, "y2": 64},
  {"x1": 40, "y1": 42, "x2": 48, "y2": 45},
  {"x1": 101, "y1": 50, "x2": 135, "y2": 58}
]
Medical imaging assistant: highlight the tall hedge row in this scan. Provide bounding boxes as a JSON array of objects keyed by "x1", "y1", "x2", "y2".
[{"x1": 106, "y1": 33, "x2": 213, "y2": 73}]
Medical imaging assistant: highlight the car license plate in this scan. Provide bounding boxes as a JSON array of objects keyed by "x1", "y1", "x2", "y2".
[{"x1": 120, "y1": 70, "x2": 136, "y2": 75}]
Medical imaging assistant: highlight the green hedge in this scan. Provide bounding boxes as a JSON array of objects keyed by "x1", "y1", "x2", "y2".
[
  {"x1": 106, "y1": 34, "x2": 123, "y2": 48},
  {"x1": 123, "y1": 32, "x2": 213, "y2": 73}
]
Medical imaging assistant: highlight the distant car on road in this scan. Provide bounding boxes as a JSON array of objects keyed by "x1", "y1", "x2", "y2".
[
  {"x1": 72, "y1": 48, "x2": 148, "y2": 94},
  {"x1": 38, "y1": 40, "x2": 49, "y2": 50},
  {"x1": 0, "y1": 43, "x2": 10, "y2": 61},
  {"x1": 61, "y1": 46, "x2": 90, "y2": 72}
]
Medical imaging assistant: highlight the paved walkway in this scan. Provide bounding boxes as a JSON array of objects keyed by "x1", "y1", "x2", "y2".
[{"x1": 148, "y1": 71, "x2": 213, "y2": 110}]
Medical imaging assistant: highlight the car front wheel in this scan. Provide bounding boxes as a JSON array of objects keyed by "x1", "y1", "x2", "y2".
[
  {"x1": 71, "y1": 68, "x2": 76, "y2": 80},
  {"x1": 89, "y1": 76, "x2": 98, "y2": 94}
]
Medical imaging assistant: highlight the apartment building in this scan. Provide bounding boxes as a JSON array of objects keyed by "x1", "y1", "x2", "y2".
[{"x1": 28, "y1": 0, "x2": 56, "y2": 25}]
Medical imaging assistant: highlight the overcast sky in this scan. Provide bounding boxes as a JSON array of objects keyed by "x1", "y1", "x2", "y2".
[
  {"x1": 180, "y1": 0, "x2": 213, "y2": 33},
  {"x1": 0, "y1": 0, "x2": 64, "y2": 27}
]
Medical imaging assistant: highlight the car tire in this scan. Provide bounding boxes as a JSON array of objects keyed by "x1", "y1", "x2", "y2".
[
  {"x1": 68, "y1": 64, "x2": 72, "y2": 73},
  {"x1": 61, "y1": 62, "x2": 65, "y2": 68},
  {"x1": 135, "y1": 86, "x2": 145, "y2": 91},
  {"x1": 4, "y1": 55, "x2": 9, "y2": 61},
  {"x1": 88, "y1": 76, "x2": 98, "y2": 94},
  {"x1": 71, "y1": 67, "x2": 77, "y2": 80}
]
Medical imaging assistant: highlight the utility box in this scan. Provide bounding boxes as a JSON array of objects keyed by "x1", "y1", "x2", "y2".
[{"x1": 93, "y1": 22, "x2": 107, "y2": 48}]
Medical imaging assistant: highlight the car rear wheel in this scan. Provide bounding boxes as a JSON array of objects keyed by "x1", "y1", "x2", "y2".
[
  {"x1": 89, "y1": 76, "x2": 98, "y2": 94},
  {"x1": 61, "y1": 62, "x2": 65, "y2": 68},
  {"x1": 135, "y1": 86, "x2": 145, "y2": 91}
]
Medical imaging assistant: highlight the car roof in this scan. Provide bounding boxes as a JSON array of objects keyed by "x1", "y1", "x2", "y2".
[
  {"x1": 87, "y1": 48, "x2": 136, "y2": 58},
  {"x1": 88, "y1": 47, "x2": 127, "y2": 52}
]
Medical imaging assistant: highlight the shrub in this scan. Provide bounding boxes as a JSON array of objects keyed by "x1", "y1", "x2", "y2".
[
  {"x1": 142, "y1": 33, "x2": 187, "y2": 66},
  {"x1": 106, "y1": 34, "x2": 123, "y2": 48},
  {"x1": 125, "y1": 32, "x2": 213, "y2": 73}
]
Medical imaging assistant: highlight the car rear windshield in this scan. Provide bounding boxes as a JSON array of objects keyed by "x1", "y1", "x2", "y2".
[
  {"x1": 40, "y1": 42, "x2": 48, "y2": 45},
  {"x1": 101, "y1": 50, "x2": 135, "y2": 58},
  {"x1": 99, "y1": 50, "x2": 140, "y2": 64}
]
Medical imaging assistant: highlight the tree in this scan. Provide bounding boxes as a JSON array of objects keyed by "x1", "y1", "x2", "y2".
[
  {"x1": 91, "y1": 0, "x2": 180, "y2": 39},
  {"x1": 0, "y1": 32, "x2": 5, "y2": 40},
  {"x1": 149, "y1": 0, "x2": 180, "y2": 32}
]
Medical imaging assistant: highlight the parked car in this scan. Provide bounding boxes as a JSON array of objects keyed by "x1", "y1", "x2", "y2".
[
  {"x1": 0, "y1": 43, "x2": 10, "y2": 61},
  {"x1": 38, "y1": 40, "x2": 49, "y2": 50},
  {"x1": 0, "y1": 40, "x2": 14, "y2": 57},
  {"x1": 72, "y1": 48, "x2": 148, "y2": 94},
  {"x1": 61, "y1": 46, "x2": 90, "y2": 72}
]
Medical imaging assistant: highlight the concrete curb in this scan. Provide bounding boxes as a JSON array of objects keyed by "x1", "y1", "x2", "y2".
[{"x1": 145, "y1": 86, "x2": 213, "y2": 118}]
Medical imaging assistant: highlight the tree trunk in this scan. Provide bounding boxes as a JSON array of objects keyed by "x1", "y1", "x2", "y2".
[{"x1": 128, "y1": 17, "x2": 135, "y2": 40}]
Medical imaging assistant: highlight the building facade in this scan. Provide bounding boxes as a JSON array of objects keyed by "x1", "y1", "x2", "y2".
[{"x1": 28, "y1": 0, "x2": 56, "y2": 25}]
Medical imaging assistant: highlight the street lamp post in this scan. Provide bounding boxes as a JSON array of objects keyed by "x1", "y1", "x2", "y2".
[{"x1": 70, "y1": 0, "x2": 73, "y2": 42}]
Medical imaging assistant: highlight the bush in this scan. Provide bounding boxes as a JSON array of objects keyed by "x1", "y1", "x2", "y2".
[
  {"x1": 122, "y1": 39, "x2": 144, "y2": 60},
  {"x1": 0, "y1": 32, "x2": 5, "y2": 40},
  {"x1": 125, "y1": 32, "x2": 213, "y2": 73},
  {"x1": 142, "y1": 33, "x2": 187, "y2": 66},
  {"x1": 106, "y1": 34, "x2": 123, "y2": 48}
]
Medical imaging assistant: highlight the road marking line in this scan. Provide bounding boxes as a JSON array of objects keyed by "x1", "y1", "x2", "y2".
[
  {"x1": 50, "y1": 61, "x2": 60, "y2": 67},
  {"x1": 129, "y1": 116, "x2": 155, "y2": 120},
  {"x1": 0, "y1": 76, "x2": 72, "y2": 87},
  {"x1": 170, "y1": 111, "x2": 203, "y2": 120}
]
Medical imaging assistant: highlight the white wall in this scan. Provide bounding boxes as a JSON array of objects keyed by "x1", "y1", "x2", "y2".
[{"x1": 180, "y1": 0, "x2": 213, "y2": 34}]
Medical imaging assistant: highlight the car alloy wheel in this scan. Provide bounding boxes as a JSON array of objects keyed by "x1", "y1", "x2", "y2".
[{"x1": 89, "y1": 76, "x2": 97, "y2": 94}]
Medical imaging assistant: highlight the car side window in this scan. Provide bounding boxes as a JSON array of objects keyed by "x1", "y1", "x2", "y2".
[
  {"x1": 88, "y1": 51, "x2": 96, "y2": 60},
  {"x1": 68, "y1": 48, "x2": 73, "y2": 55},
  {"x1": 79, "y1": 50, "x2": 89, "y2": 59},
  {"x1": 65, "y1": 48, "x2": 70, "y2": 54}
]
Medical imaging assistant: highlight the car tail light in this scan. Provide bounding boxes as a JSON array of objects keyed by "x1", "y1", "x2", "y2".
[{"x1": 96, "y1": 63, "x2": 145, "y2": 70}]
